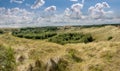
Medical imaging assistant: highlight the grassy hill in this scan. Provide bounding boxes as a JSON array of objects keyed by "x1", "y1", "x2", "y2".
[{"x1": 0, "y1": 25, "x2": 120, "y2": 71}]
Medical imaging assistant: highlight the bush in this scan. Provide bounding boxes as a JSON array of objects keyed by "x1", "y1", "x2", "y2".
[
  {"x1": 48, "y1": 33, "x2": 94, "y2": 44},
  {"x1": 12, "y1": 27, "x2": 94, "y2": 44},
  {"x1": 107, "y1": 36, "x2": 113, "y2": 40},
  {"x1": 81, "y1": 34, "x2": 94, "y2": 43},
  {"x1": 12, "y1": 27, "x2": 57, "y2": 40},
  {"x1": 0, "y1": 45, "x2": 16, "y2": 71},
  {"x1": 0, "y1": 30, "x2": 4, "y2": 34},
  {"x1": 24, "y1": 35, "x2": 34, "y2": 39}
]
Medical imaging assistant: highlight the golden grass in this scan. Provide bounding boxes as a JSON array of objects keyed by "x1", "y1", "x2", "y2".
[{"x1": 0, "y1": 25, "x2": 120, "y2": 71}]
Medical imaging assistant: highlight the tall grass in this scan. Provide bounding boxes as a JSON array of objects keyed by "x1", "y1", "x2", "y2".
[{"x1": 0, "y1": 45, "x2": 16, "y2": 71}]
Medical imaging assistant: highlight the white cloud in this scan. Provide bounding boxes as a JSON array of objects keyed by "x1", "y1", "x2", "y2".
[
  {"x1": 64, "y1": 2, "x2": 86, "y2": 19},
  {"x1": 0, "y1": 7, "x2": 6, "y2": 14},
  {"x1": 44, "y1": 6, "x2": 56, "y2": 12},
  {"x1": 0, "y1": 1, "x2": 119, "y2": 28},
  {"x1": 64, "y1": 8, "x2": 71, "y2": 16},
  {"x1": 44, "y1": 6, "x2": 56, "y2": 17},
  {"x1": 88, "y1": 2, "x2": 112, "y2": 19},
  {"x1": 0, "y1": 7, "x2": 33, "y2": 26},
  {"x1": 10, "y1": 0, "x2": 24, "y2": 4},
  {"x1": 70, "y1": 3, "x2": 83, "y2": 18},
  {"x1": 71, "y1": 3, "x2": 83, "y2": 9},
  {"x1": 31, "y1": 0, "x2": 45, "y2": 9}
]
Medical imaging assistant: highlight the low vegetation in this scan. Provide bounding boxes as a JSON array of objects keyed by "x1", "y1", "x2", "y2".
[
  {"x1": 0, "y1": 45, "x2": 16, "y2": 71},
  {"x1": 12, "y1": 27, "x2": 58, "y2": 39},
  {"x1": 12, "y1": 27, "x2": 94, "y2": 44},
  {"x1": 107, "y1": 36, "x2": 113, "y2": 40},
  {"x1": 48, "y1": 33, "x2": 94, "y2": 44},
  {"x1": 0, "y1": 30, "x2": 4, "y2": 34}
]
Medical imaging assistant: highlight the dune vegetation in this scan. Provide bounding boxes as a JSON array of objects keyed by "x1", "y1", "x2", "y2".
[{"x1": 0, "y1": 25, "x2": 120, "y2": 71}]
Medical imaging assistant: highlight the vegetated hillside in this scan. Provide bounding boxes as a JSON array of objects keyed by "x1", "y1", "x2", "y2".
[{"x1": 0, "y1": 25, "x2": 120, "y2": 71}]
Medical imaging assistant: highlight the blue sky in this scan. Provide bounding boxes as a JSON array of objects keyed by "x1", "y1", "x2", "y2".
[
  {"x1": 0, "y1": 0, "x2": 120, "y2": 13},
  {"x1": 0, "y1": 0, "x2": 120, "y2": 27}
]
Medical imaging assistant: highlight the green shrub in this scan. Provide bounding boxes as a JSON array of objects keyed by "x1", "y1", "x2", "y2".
[
  {"x1": 24, "y1": 35, "x2": 34, "y2": 39},
  {"x1": 0, "y1": 30, "x2": 4, "y2": 34},
  {"x1": 81, "y1": 34, "x2": 94, "y2": 43},
  {"x1": 0, "y1": 45, "x2": 16, "y2": 71},
  {"x1": 12, "y1": 27, "x2": 57, "y2": 40},
  {"x1": 48, "y1": 33, "x2": 94, "y2": 44},
  {"x1": 12, "y1": 27, "x2": 94, "y2": 44},
  {"x1": 107, "y1": 36, "x2": 113, "y2": 40}
]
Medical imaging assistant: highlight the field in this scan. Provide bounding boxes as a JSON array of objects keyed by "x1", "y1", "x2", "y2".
[{"x1": 0, "y1": 25, "x2": 120, "y2": 71}]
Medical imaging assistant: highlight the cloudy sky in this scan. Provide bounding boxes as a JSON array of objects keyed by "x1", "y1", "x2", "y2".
[{"x1": 0, "y1": 0, "x2": 120, "y2": 27}]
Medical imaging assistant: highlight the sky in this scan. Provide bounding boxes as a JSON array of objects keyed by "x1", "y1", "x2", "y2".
[{"x1": 0, "y1": 0, "x2": 120, "y2": 28}]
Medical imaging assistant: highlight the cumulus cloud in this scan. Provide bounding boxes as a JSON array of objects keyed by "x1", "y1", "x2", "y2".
[
  {"x1": 6, "y1": 7, "x2": 32, "y2": 16},
  {"x1": 64, "y1": 8, "x2": 71, "y2": 16},
  {"x1": 64, "y1": 0, "x2": 85, "y2": 19},
  {"x1": 10, "y1": 0, "x2": 24, "y2": 4},
  {"x1": 71, "y1": 3, "x2": 83, "y2": 9},
  {"x1": 70, "y1": 3, "x2": 83, "y2": 18},
  {"x1": 0, "y1": 0, "x2": 119, "y2": 28},
  {"x1": 31, "y1": 0, "x2": 45, "y2": 9},
  {"x1": 88, "y1": 2, "x2": 112, "y2": 19},
  {"x1": 0, "y1": 7, "x2": 33, "y2": 26},
  {"x1": 44, "y1": 6, "x2": 56, "y2": 12},
  {"x1": 0, "y1": 7, "x2": 6, "y2": 14},
  {"x1": 63, "y1": 2, "x2": 84, "y2": 19},
  {"x1": 43, "y1": 6, "x2": 57, "y2": 22}
]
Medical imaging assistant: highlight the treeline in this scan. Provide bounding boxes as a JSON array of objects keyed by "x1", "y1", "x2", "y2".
[{"x1": 73, "y1": 24, "x2": 120, "y2": 28}]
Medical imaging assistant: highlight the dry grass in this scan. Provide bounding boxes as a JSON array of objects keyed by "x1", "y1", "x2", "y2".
[{"x1": 0, "y1": 25, "x2": 120, "y2": 71}]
